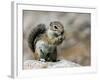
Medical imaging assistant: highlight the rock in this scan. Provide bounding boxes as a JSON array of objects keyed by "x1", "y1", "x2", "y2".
[{"x1": 24, "y1": 59, "x2": 80, "y2": 69}]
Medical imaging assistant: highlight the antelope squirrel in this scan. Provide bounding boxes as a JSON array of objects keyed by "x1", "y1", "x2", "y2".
[{"x1": 28, "y1": 21, "x2": 65, "y2": 62}]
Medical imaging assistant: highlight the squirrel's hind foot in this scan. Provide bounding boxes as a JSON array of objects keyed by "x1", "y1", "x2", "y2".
[{"x1": 39, "y1": 59, "x2": 46, "y2": 62}]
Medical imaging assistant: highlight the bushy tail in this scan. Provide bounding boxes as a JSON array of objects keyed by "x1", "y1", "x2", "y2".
[{"x1": 28, "y1": 24, "x2": 46, "y2": 52}]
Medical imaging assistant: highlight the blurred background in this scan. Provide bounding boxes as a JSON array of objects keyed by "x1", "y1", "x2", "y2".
[{"x1": 23, "y1": 10, "x2": 91, "y2": 66}]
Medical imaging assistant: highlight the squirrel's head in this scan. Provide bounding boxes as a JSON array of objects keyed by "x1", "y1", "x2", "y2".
[
  {"x1": 47, "y1": 21, "x2": 65, "y2": 45},
  {"x1": 49, "y1": 21, "x2": 64, "y2": 35}
]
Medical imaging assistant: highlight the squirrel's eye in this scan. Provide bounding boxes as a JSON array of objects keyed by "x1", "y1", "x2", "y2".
[{"x1": 54, "y1": 26, "x2": 58, "y2": 29}]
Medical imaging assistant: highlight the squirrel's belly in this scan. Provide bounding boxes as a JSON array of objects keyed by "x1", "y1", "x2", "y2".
[
  {"x1": 35, "y1": 40, "x2": 57, "y2": 60},
  {"x1": 35, "y1": 40, "x2": 46, "y2": 49},
  {"x1": 35, "y1": 40, "x2": 55, "y2": 52}
]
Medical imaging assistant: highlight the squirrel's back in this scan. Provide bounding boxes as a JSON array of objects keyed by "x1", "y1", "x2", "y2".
[{"x1": 28, "y1": 24, "x2": 46, "y2": 52}]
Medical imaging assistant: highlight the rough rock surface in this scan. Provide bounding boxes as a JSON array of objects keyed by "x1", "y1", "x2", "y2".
[{"x1": 24, "y1": 59, "x2": 80, "y2": 69}]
